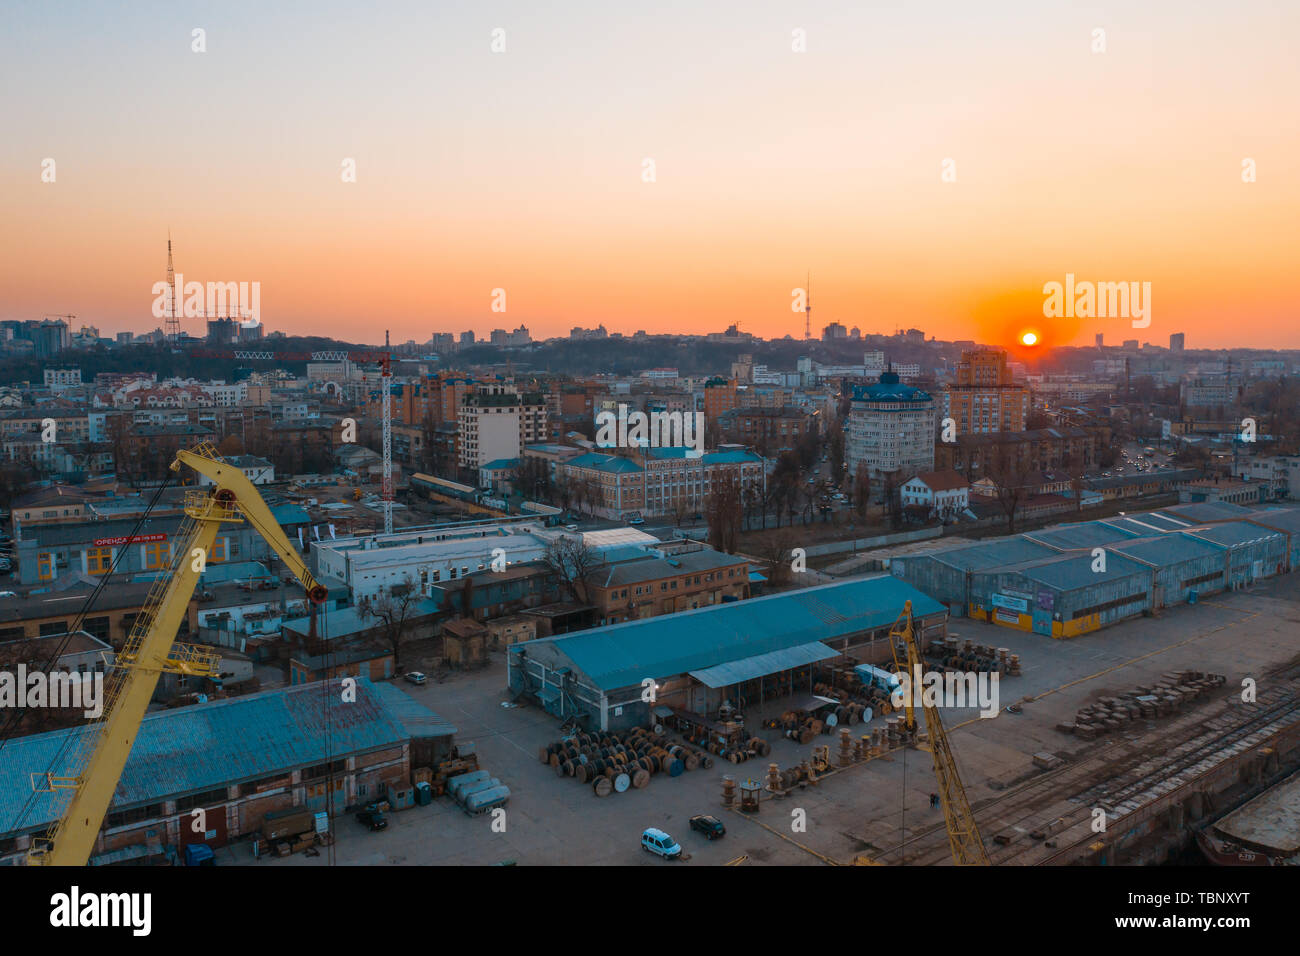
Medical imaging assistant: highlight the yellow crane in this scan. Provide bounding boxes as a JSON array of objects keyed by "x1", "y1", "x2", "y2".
[
  {"x1": 27, "y1": 443, "x2": 328, "y2": 865},
  {"x1": 888, "y1": 600, "x2": 990, "y2": 866}
]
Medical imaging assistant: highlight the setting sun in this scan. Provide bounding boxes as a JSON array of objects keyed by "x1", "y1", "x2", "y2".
[{"x1": 1020, "y1": 331, "x2": 1039, "y2": 346}]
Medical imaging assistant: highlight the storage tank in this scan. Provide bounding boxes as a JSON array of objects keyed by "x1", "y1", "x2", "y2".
[
  {"x1": 456, "y1": 777, "x2": 501, "y2": 804},
  {"x1": 447, "y1": 770, "x2": 490, "y2": 801},
  {"x1": 464, "y1": 785, "x2": 511, "y2": 815}
]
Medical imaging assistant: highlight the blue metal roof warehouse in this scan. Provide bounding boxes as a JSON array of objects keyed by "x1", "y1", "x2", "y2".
[
  {"x1": 0, "y1": 678, "x2": 454, "y2": 861},
  {"x1": 508, "y1": 575, "x2": 946, "y2": 731},
  {"x1": 891, "y1": 502, "x2": 1299, "y2": 638}
]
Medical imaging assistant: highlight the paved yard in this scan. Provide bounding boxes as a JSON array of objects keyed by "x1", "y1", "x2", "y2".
[{"x1": 243, "y1": 576, "x2": 1300, "y2": 866}]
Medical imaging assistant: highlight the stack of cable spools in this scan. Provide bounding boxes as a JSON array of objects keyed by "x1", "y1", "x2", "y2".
[
  {"x1": 812, "y1": 677, "x2": 889, "y2": 719},
  {"x1": 537, "y1": 728, "x2": 714, "y2": 797}
]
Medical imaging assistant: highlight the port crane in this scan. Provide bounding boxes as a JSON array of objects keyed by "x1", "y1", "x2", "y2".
[
  {"x1": 27, "y1": 443, "x2": 328, "y2": 866},
  {"x1": 888, "y1": 600, "x2": 990, "y2": 866}
]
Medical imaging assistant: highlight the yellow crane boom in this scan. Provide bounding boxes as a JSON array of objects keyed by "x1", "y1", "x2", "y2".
[
  {"x1": 888, "y1": 600, "x2": 990, "y2": 866},
  {"x1": 28, "y1": 443, "x2": 327, "y2": 866}
]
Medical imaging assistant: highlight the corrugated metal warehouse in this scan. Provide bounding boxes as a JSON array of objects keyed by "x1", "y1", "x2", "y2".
[
  {"x1": 1106, "y1": 534, "x2": 1227, "y2": 607},
  {"x1": 891, "y1": 503, "x2": 1299, "y2": 638},
  {"x1": 968, "y1": 550, "x2": 1153, "y2": 637},
  {"x1": 886, "y1": 537, "x2": 1058, "y2": 614},
  {"x1": 1184, "y1": 522, "x2": 1288, "y2": 587},
  {"x1": 0, "y1": 678, "x2": 455, "y2": 865},
  {"x1": 507, "y1": 576, "x2": 947, "y2": 732},
  {"x1": 1250, "y1": 507, "x2": 1300, "y2": 567}
]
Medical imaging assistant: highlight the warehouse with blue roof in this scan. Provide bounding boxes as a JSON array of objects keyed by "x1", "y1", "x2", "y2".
[
  {"x1": 0, "y1": 677, "x2": 454, "y2": 866},
  {"x1": 890, "y1": 502, "x2": 1298, "y2": 638},
  {"x1": 507, "y1": 575, "x2": 947, "y2": 731}
]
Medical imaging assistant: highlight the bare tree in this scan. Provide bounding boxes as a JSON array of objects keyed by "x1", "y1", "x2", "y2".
[
  {"x1": 853, "y1": 462, "x2": 871, "y2": 520},
  {"x1": 706, "y1": 470, "x2": 744, "y2": 553},
  {"x1": 542, "y1": 536, "x2": 603, "y2": 603},
  {"x1": 985, "y1": 451, "x2": 1041, "y2": 534},
  {"x1": 757, "y1": 529, "x2": 799, "y2": 587},
  {"x1": 360, "y1": 574, "x2": 420, "y2": 669}
]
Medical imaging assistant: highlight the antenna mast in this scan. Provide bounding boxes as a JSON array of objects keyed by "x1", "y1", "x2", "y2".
[
  {"x1": 805, "y1": 271, "x2": 812, "y2": 341},
  {"x1": 165, "y1": 232, "x2": 181, "y2": 343},
  {"x1": 381, "y1": 331, "x2": 394, "y2": 536}
]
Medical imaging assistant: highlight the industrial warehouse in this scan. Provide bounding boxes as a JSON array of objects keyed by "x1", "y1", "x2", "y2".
[
  {"x1": 0, "y1": 678, "x2": 456, "y2": 865},
  {"x1": 506, "y1": 576, "x2": 948, "y2": 732},
  {"x1": 889, "y1": 501, "x2": 1299, "y2": 637}
]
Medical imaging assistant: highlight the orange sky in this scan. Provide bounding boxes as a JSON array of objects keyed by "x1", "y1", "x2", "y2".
[{"x1": 3, "y1": 2, "x2": 1298, "y2": 349}]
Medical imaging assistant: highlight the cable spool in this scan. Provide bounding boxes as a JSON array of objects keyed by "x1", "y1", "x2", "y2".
[
  {"x1": 683, "y1": 753, "x2": 700, "y2": 771},
  {"x1": 613, "y1": 772, "x2": 631, "y2": 793},
  {"x1": 653, "y1": 724, "x2": 664, "y2": 735},
  {"x1": 632, "y1": 768, "x2": 650, "y2": 789},
  {"x1": 575, "y1": 763, "x2": 590, "y2": 784},
  {"x1": 538, "y1": 745, "x2": 552, "y2": 764},
  {"x1": 825, "y1": 712, "x2": 838, "y2": 728},
  {"x1": 666, "y1": 758, "x2": 684, "y2": 777},
  {"x1": 593, "y1": 776, "x2": 612, "y2": 797}
]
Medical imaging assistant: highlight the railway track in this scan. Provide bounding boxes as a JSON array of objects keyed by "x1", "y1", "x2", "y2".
[{"x1": 875, "y1": 677, "x2": 1300, "y2": 866}]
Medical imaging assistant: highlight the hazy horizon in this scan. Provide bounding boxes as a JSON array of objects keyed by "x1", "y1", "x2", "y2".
[{"x1": 4, "y1": 1, "x2": 1298, "y2": 349}]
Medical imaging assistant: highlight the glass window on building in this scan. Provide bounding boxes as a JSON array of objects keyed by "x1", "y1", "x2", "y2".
[
  {"x1": 86, "y1": 547, "x2": 114, "y2": 575},
  {"x1": 144, "y1": 542, "x2": 170, "y2": 570}
]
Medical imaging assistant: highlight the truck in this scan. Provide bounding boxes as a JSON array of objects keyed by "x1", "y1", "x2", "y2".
[{"x1": 854, "y1": 663, "x2": 902, "y2": 697}]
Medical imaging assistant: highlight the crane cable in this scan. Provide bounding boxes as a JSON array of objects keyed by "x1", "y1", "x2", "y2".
[{"x1": 2, "y1": 473, "x2": 175, "y2": 839}]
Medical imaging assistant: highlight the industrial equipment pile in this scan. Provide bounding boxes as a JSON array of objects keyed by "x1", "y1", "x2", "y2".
[
  {"x1": 539, "y1": 727, "x2": 721, "y2": 796},
  {"x1": 1058, "y1": 670, "x2": 1227, "y2": 738}
]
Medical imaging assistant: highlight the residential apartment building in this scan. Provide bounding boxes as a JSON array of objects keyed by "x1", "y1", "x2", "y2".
[
  {"x1": 702, "y1": 377, "x2": 739, "y2": 423},
  {"x1": 942, "y1": 348, "x2": 1030, "y2": 435},
  {"x1": 715, "y1": 406, "x2": 816, "y2": 453},
  {"x1": 847, "y1": 372, "x2": 936, "y2": 490},
  {"x1": 934, "y1": 426, "x2": 1109, "y2": 477},
  {"x1": 560, "y1": 448, "x2": 766, "y2": 520},
  {"x1": 457, "y1": 384, "x2": 548, "y2": 471}
]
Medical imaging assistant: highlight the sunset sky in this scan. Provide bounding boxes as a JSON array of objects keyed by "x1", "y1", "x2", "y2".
[{"x1": 3, "y1": 1, "x2": 1298, "y2": 348}]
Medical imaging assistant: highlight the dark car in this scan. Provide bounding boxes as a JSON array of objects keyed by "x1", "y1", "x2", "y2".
[
  {"x1": 689, "y1": 814, "x2": 726, "y2": 840},
  {"x1": 355, "y1": 806, "x2": 388, "y2": 831}
]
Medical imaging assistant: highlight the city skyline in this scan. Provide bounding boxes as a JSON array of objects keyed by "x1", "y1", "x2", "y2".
[{"x1": 4, "y1": 2, "x2": 1299, "y2": 348}]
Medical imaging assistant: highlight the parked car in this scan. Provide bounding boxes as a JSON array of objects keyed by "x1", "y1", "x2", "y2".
[
  {"x1": 404, "y1": 672, "x2": 427, "y2": 685},
  {"x1": 641, "y1": 827, "x2": 681, "y2": 859},
  {"x1": 689, "y1": 814, "x2": 726, "y2": 840},
  {"x1": 355, "y1": 806, "x2": 388, "y2": 831}
]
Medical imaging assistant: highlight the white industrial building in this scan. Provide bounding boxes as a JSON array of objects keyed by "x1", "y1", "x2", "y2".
[{"x1": 311, "y1": 520, "x2": 553, "y2": 602}]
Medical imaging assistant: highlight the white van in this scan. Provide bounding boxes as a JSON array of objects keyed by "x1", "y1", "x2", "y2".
[{"x1": 641, "y1": 827, "x2": 681, "y2": 859}]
